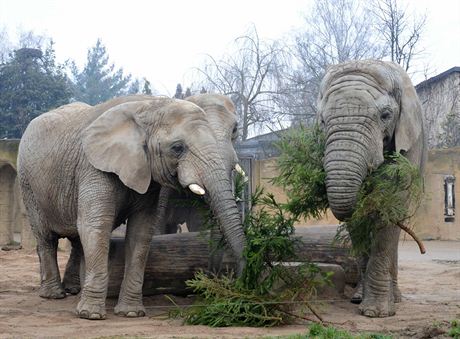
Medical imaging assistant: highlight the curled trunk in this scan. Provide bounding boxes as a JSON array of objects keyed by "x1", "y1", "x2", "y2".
[{"x1": 324, "y1": 137, "x2": 368, "y2": 221}]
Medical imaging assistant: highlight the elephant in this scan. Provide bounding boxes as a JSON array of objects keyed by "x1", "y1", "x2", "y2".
[
  {"x1": 56, "y1": 93, "x2": 243, "y2": 298},
  {"x1": 17, "y1": 95, "x2": 246, "y2": 320},
  {"x1": 163, "y1": 93, "x2": 242, "y2": 234},
  {"x1": 317, "y1": 60, "x2": 426, "y2": 317}
]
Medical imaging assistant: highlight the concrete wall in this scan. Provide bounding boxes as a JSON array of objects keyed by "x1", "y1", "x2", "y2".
[
  {"x1": 412, "y1": 147, "x2": 460, "y2": 240},
  {"x1": 252, "y1": 147, "x2": 460, "y2": 240},
  {"x1": 0, "y1": 164, "x2": 16, "y2": 244},
  {"x1": 416, "y1": 69, "x2": 460, "y2": 148},
  {"x1": 0, "y1": 139, "x2": 33, "y2": 248}
]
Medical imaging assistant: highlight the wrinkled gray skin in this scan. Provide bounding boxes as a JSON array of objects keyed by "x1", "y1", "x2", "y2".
[
  {"x1": 18, "y1": 95, "x2": 246, "y2": 320},
  {"x1": 61, "y1": 94, "x2": 240, "y2": 299},
  {"x1": 317, "y1": 60, "x2": 426, "y2": 317},
  {"x1": 163, "y1": 93, "x2": 240, "y2": 235}
]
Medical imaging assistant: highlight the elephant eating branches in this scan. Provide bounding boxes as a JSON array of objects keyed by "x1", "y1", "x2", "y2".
[{"x1": 275, "y1": 124, "x2": 425, "y2": 255}]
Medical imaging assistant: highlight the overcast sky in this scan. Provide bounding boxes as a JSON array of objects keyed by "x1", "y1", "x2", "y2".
[{"x1": 1, "y1": 0, "x2": 459, "y2": 95}]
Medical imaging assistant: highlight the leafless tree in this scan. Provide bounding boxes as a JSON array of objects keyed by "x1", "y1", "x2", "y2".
[
  {"x1": 286, "y1": 0, "x2": 385, "y2": 125},
  {"x1": 18, "y1": 30, "x2": 49, "y2": 49},
  {"x1": 193, "y1": 26, "x2": 288, "y2": 140},
  {"x1": 371, "y1": 0, "x2": 426, "y2": 72},
  {"x1": 0, "y1": 28, "x2": 50, "y2": 64},
  {"x1": 0, "y1": 26, "x2": 13, "y2": 63}
]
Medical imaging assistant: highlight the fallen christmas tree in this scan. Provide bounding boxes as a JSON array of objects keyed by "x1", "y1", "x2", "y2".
[
  {"x1": 174, "y1": 189, "x2": 331, "y2": 327},
  {"x1": 172, "y1": 124, "x2": 423, "y2": 327}
]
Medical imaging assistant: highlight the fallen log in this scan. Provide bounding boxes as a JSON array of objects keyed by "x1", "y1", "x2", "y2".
[{"x1": 105, "y1": 225, "x2": 358, "y2": 297}]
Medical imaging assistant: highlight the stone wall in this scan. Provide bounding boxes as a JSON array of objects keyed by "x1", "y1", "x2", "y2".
[
  {"x1": 416, "y1": 68, "x2": 460, "y2": 148},
  {"x1": 0, "y1": 139, "x2": 33, "y2": 248},
  {"x1": 252, "y1": 147, "x2": 460, "y2": 240}
]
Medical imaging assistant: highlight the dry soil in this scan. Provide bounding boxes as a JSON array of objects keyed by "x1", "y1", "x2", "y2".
[{"x1": 0, "y1": 240, "x2": 459, "y2": 338}]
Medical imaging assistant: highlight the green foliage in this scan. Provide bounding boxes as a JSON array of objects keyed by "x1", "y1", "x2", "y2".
[
  {"x1": 71, "y1": 39, "x2": 132, "y2": 105},
  {"x1": 176, "y1": 188, "x2": 330, "y2": 327},
  {"x1": 449, "y1": 319, "x2": 460, "y2": 338},
  {"x1": 0, "y1": 42, "x2": 71, "y2": 138},
  {"x1": 336, "y1": 153, "x2": 423, "y2": 256},
  {"x1": 273, "y1": 125, "x2": 328, "y2": 220},
  {"x1": 306, "y1": 323, "x2": 392, "y2": 339},
  {"x1": 238, "y1": 190, "x2": 298, "y2": 293},
  {"x1": 261, "y1": 323, "x2": 393, "y2": 338},
  {"x1": 171, "y1": 125, "x2": 423, "y2": 327},
  {"x1": 273, "y1": 124, "x2": 422, "y2": 257}
]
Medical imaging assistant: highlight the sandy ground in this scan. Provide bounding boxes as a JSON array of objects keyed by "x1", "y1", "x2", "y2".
[{"x1": 0, "y1": 240, "x2": 459, "y2": 339}]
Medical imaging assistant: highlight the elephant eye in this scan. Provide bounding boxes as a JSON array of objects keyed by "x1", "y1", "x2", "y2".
[
  {"x1": 231, "y1": 124, "x2": 239, "y2": 140},
  {"x1": 170, "y1": 142, "x2": 185, "y2": 157},
  {"x1": 380, "y1": 109, "x2": 392, "y2": 122},
  {"x1": 318, "y1": 116, "x2": 326, "y2": 128}
]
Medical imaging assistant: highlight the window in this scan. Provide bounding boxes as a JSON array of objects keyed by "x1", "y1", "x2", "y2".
[{"x1": 444, "y1": 175, "x2": 455, "y2": 222}]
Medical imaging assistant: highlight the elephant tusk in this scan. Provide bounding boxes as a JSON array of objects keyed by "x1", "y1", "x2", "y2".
[
  {"x1": 189, "y1": 184, "x2": 206, "y2": 195},
  {"x1": 235, "y1": 164, "x2": 246, "y2": 177}
]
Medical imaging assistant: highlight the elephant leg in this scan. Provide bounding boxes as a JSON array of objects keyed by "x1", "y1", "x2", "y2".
[
  {"x1": 350, "y1": 254, "x2": 369, "y2": 304},
  {"x1": 76, "y1": 197, "x2": 114, "y2": 320},
  {"x1": 36, "y1": 232, "x2": 66, "y2": 299},
  {"x1": 390, "y1": 228, "x2": 402, "y2": 303},
  {"x1": 115, "y1": 189, "x2": 168, "y2": 317},
  {"x1": 359, "y1": 224, "x2": 400, "y2": 317},
  {"x1": 62, "y1": 237, "x2": 83, "y2": 295},
  {"x1": 20, "y1": 177, "x2": 66, "y2": 299}
]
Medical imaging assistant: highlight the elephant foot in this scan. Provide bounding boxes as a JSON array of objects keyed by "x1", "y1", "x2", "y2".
[
  {"x1": 350, "y1": 282, "x2": 363, "y2": 304},
  {"x1": 114, "y1": 302, "x2": 146, "y2": 317},
  {"x1": 77, "y1": 299, "x2": 106, "y2": 320},
  {"x1": 358, "y1": 295, "x2": 395, "y2": 318},
  {"x1": 64, "y1": 285, "x2": 81, "y2": 295},
  {"x1": 62, "y1": 277, "x2": 81, "y2": 295},
  {"x1": 39, "y1": 282, "x2": 66, "y2": 299}
]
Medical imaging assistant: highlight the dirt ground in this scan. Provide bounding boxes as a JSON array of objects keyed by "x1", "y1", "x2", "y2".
[{"x1": 0, "y1": 240, "x2": 459, "y2": 339}]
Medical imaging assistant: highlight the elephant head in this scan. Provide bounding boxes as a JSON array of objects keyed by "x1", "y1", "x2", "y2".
[
  {"x1": 82, "y1": 97, "x2": 245, "y2": 265},
  {"x1": 317, "y1": 60, "x2": 425, "y2": 221},
  {"x1": 185, "y1": 93, "x2": 241, "y2": 177}
]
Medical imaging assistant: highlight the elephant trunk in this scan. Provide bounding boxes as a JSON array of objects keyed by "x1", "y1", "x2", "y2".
[
  {"x1": 202, "y1": 166, "x2": 246, "y2": 274},
  {"x1": 324, "y1": 131, "x2": 371, "y2": 221}
]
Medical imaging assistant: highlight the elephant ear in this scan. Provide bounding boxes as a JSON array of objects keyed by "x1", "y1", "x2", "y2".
[
  {"x1": 392, "y1": 64, "x2": 424, "y2": 159},
  {"x1": 82, "y1": 102, "x2": 151, "y2": 194}
]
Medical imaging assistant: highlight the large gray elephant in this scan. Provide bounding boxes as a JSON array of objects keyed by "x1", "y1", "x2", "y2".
[
  {"x1": 317, "y1": 60, "x2": 426, "y2": 317},
  {"x1": 59, "y1": 94, "x2": 242, "y2": 299},
  {"x1": 17, "y1": 95, "x2": 246, "y2": 320},
  {"x1": 163, "y1": 93, "x2": 241, "y2": 234}
]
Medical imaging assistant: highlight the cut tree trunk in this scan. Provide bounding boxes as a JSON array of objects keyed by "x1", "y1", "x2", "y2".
[{"x1": 105, "y1": 225, "x2": 358, "y2": 297}]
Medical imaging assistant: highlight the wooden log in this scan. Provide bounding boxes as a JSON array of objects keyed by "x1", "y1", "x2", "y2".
[{"x1": 105, "y1": 225, "x2": 358, "y2": 297}]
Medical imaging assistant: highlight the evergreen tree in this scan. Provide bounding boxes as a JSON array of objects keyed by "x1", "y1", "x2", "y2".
[
  {"x1": 142, "y1": 78, "x2": 152, "y2": 95},
  {"x1": 185, "y1": 87, "x2": 192, "y2": 98},
  {"x1": 174, "y1": 83, "x2": 184, "y2": 99},
  {"x1": 71, "y1": 39, "x2": 131, "y2": 105},
  {"x1": 127, "y1": 78, "x2": 140, "y2": 94},
  {"x1": 0, "y1": 43, "x2": 71, "y2": 138}
]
